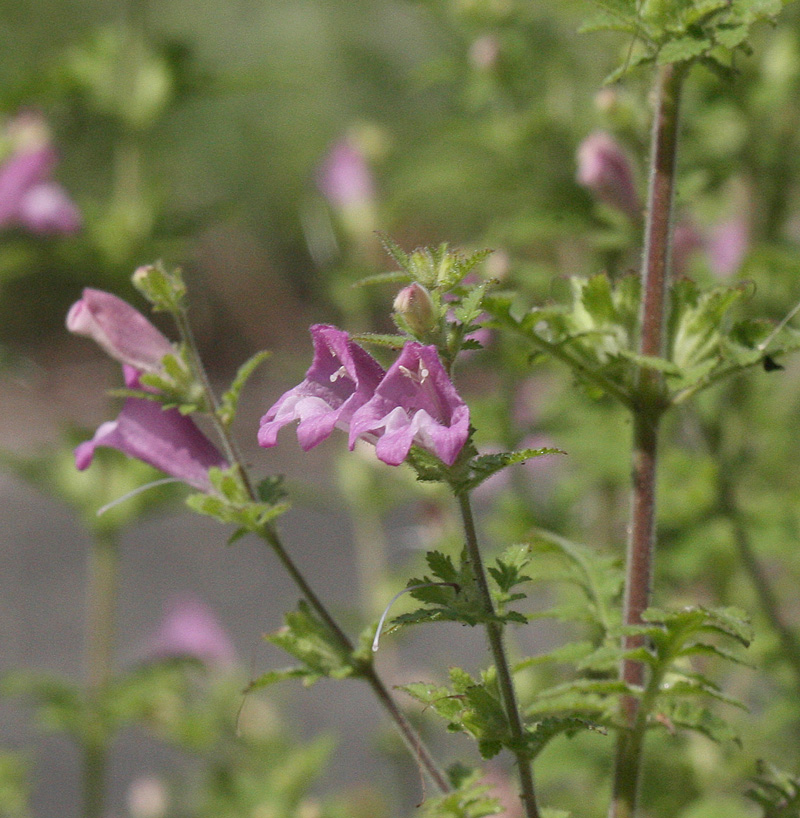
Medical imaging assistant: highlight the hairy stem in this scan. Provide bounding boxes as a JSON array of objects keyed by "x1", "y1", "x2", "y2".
[
  {"x1": 176, "y1": 309, "x2": 450, "y2": 794},
  {"x1": 609, "y1": 62, "x2": 686, "y2": 818},
  {"x1": 83, "y1": 531, "x2": 119, "y2": 818},
  {"x1": 457, "y1": 492, "x2": 541, "y2": 818}
]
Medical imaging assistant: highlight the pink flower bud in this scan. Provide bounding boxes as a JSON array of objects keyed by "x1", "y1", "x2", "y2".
[
  {"x1": 576, "y1": 131, "x2": 640, "y2": 220},
  {"x1": 393, "y1": 282, "x2": 437, "y2": 336}
]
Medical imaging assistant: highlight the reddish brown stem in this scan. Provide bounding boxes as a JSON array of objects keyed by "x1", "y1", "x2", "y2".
[{"x1": 609, "y1": 62, "x2": 686, "y2": 818}]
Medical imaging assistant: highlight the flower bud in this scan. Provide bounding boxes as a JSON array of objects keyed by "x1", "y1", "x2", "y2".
[
  {"x1": 393, "y1": 282, "x2": 437, "y2": 337},
  {"x1": 576, "y1": 131, "x2": 640, "y2": 220},
  {"x1": 132, "y1": 262, "x2": 186, "y2": 312}
]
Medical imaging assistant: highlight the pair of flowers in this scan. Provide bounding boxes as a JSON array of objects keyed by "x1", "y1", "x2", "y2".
[{"x1": 68, "y1": 289, "x2": 470, "y2": 492}]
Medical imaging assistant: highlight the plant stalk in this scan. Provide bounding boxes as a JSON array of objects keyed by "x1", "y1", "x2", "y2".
[
  {"x1": 83, "y1": 531, "x2": 119, "y2": 818},
  {"x1": 177, "y1": 309, "x2": 450, "y2": 794},
  {"x1": 457, "y1": 492, "x2": 541, "y2": 818},
  {"x1": 609, "y1": 61, "x2": 686, "y2": 818}
]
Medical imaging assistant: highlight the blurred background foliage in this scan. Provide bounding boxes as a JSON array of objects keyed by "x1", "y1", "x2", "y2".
[{"x1": 5, "y1": 0, "x2": 800, "y2": 817}]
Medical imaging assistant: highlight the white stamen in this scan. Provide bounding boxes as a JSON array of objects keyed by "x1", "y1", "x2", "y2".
[
  {"x1": 96, "y1": 477, "x2": 181, "y2": 516},
  {"x1": 399, "y1": 362, "x2": 429, "y2": 384},
  {"x1": 329, "y1": 365, "x2": 348, "y2": 383},
  {"x1": 372, "y1": 581, "x2": 459, "y2": 652}
]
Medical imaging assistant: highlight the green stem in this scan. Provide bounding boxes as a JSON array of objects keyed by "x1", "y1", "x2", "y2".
[
  {"x1": 457, "y1": 493, "x2": 541, "y2": 818},
  {"x1": 258, "y1": 523, "x2": 451, "y2": 792},
  {"x1": 175, "y1": 309, "x2": 450, "y2": 794},
  {"x1": 83, "y1": 531, "x2": 119, "y2": 818},
  {"x1": 609, "y1": 62, "x2": 686, "y2": 818}
]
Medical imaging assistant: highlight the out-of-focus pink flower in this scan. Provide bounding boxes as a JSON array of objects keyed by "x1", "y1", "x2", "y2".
[
  {"x1": 707, "y1": 214, "x2": 749, "y2": 278},
  {"x1": 258, "y1": 324, "x2": 386, "y2": 452},
  {"x1": 67, "y1": 289, "x2": 228, "y2": 491},
  {"x1": 74, "y1": 366, "x2": 228, "y2": 492},
  {"x1": 67, "y1": 288, "x2": 174, "y2": 373},
  {"x1": 348, "y1": 343, "x2": 470, "y2": 466},
  {"x1": 0, "y1": 112, "x2": 81, "y2": 234},
  {"x1": 576, "y1": 131, "x2": 640, "y2": 220},
  {"x1": 147, "y1": 595, "x2": 237, "y2": 667},
  {"x1": 671, "y1": 218, "x2": 705, "y2": 276},
  {"x1": 318, "y1": 138, "x2": 375, "y2": 212}
]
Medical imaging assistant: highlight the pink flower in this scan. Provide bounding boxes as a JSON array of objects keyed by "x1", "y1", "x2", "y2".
[
  {"x1": 258, "y1": 324, "x2": 386, "y2": 452},
  {"x1": 576, "y1": 131, "x2": 640, "y2": 220},
  {"x1": 348, "y1": 343, "x2": 470, "y2": 466},
  {"x1": 67, "y1": 290, "x2": 228, "y2": 491},
  {"x1": 317, "y1": 139, "x2": 375, "y2": 212},
  {"x1": 707, "y1": 214, "x2": 749, "y2": 278},
  {"x1": 0, "y1": 113, "x2": 81, "y2": 234},
  {"x1": 67, "y1": 288, "x2": 174, "y2": 372},
  {"x1": 147, "y1": 595, "x2": 237, "y2": 667},
  {"x1": 75, "y1": 367, "x2": 227, "y2": 491}
]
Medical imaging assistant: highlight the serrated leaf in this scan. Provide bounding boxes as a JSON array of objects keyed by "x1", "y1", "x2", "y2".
[
  {"x1": 218, "y1": 350, "x2": 270, "y2": 427},
  {"x1": 668, "y1": 701, "x2": 741, "y2": 745},
  {"x1": 658, "y1": 35, "x2": 712, "y2": 63},
  {"x1": 351, "y1": 331, "x2": 408, "y2": 349},
  {"x1": 353, "y1": 269, "x2": 413, "y2": 288},
  {"x1": 264, "y1": 601, "x2": 364, "y2": 686},
  {"x1": 461, "y1": 448, "x2": 565, "y2": 492},
  {"x1": 524, "y1": 716, "x2": 605, "y2": 759}
]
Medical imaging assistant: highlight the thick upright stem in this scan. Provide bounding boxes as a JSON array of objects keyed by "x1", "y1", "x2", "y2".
[
  {"x1": 83, "y1": 531, "x2": 119, "y2": 818},
  {"x1": 457, "y1": 493, "x2": 541, "y2": 818},
  {"x1": 609, "y1": 63, "x2": 686, "y2": 818}
]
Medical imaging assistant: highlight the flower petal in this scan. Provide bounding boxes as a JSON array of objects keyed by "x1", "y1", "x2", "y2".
[
  {"x1": 258, "y1": 324, "x2": 385, "y2": 450},
  {"x1": 75, "y1": 394, "x2": 228, "y2": 491},
  {"x1": 349, "y1": 343, "x2": 470, "y2": 466},
  {"x1": 67, "y1": 288, "x2": 174, "y2": 372}
]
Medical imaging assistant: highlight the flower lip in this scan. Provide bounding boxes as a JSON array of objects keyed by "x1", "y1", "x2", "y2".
[
  {"x1": 348, "y1": 342, "x2": 470, "y2": 467},
  {"x1": 67, "y1": 288, "x2": 174, "y2": 373},
  {"x1": 258, "y1": 324, "x2": 386, "y2": 451},
  {"x1": 74, "y1": 367, "x2": 228, "y2": 492}
]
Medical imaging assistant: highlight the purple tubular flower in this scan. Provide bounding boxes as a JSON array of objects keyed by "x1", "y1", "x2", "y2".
[
  {"x1": 348, "y1": 343, "x2": 470, "y2": 467},
  {"x1": 147, "y1": 595, "x2": 237, "y2": 667},
  {"x1": 576, "y1": 131, "x2": 640, "y2": 220},
  {"x1": 66, "y1": 288, "x2": 174, "y2": 372},
  {"x1": 0, "y1": 112, "x2": 82, "y2": 235},
  {"x1": 0, "y1": 145, "x2": 56, "y2": 226},
  {"x1": 17, "y1": 180, "x2": 82, "y2": 234},
  {"x1": 74, "y1": 366, "x2": 228, "y2": 492},
  {"x1": 258, "y1": 324, "x2": 386, "y2": 451},
  {"x1": 317, "y1": 139, "x2": 375, "y2": 211}
]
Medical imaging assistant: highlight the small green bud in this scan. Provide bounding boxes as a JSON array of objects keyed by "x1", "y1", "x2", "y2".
[
  {"x1": 393, "y1": 282, "x2": 437, "y2": 337},
  {"x1": 132, "y1": 262, "x2": 187, "y2": 313}
]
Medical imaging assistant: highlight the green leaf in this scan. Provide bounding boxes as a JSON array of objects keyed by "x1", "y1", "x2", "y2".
[
  {"x1": 218, "y1": 350, "x2": 271, "y2": 427},
  {"x1": 460, "y1": 448, "x2": 565, "y2": 493},
  {"x1": 185, "y1": 466, "x2": 290, "y2": 533},
  {"x1": 421, "y1": 769, "x2": 502, "y2": 818},
  {"x1": 264, "y1": 601, "x2": 366, "y2": 686},
  {"x1": 667, "y1": 701, "x2": 741, "y2": 745},
  {"x1": 746, "y1": 761, "x2": 800, "y2": 818},
  {"x1": 657, "y1": 34, "x2": 712, "y2": 63},
  {"x1": 524, "y1": 716, "x2": 605, "y2": 759},
  {"x1": 401, "y1": 667, "x2": 511, "y2": 759}
]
